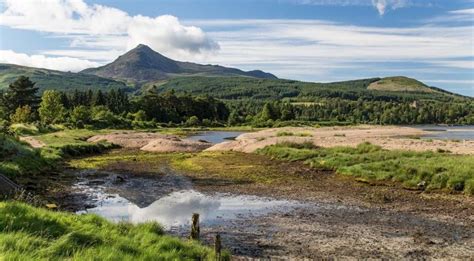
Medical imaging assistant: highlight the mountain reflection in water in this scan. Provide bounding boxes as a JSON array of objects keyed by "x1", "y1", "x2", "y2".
[{"x1": 80, "y1": 189, "x2": 299, "y2": 228}]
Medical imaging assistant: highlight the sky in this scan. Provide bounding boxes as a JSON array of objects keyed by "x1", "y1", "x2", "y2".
[{"x1": 0, "y1": 0, "x2": 473, "y2": 96}]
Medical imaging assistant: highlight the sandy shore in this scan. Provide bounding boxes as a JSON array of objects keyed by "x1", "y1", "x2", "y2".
[
  {"x1": 207, "y1": 125, "x2": 474, "y2": 154},
  {"x1": 88, "y1": 132, "x2": 212, "y2": 152}
]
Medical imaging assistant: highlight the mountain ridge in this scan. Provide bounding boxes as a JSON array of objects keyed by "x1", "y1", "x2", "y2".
[{"x1": 81, "y1": 44, "x2": 278, "y2": 83}]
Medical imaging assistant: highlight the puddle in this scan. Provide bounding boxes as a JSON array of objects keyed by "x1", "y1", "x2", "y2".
[{"x1": 73, "y1": 170, "x2": 301, "y2": 229}]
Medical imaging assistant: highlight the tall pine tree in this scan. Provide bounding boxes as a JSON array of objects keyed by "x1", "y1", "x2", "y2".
[{"x1": 3, "y1": 76, "x2": 40, "y2": 115}]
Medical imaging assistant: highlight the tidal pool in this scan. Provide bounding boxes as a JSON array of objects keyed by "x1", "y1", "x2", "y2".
[{"x1": 74, "y1": 170, "x2": 301, "y2": 229}]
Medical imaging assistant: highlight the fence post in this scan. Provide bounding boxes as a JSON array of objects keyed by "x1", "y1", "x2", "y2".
[
  {"x1": 215, "y1": 233, "x2": 222, "y2": 261},
  {"x1": 190, "y1": 213, "x2": 200, "y2": 240}
]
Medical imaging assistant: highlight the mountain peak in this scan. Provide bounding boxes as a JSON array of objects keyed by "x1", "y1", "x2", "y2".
[
  {"x1": 132, "y1": 44, "x2": 155, "y2": 53},
  {"x1": 81, "y1": 44, "x2": 278, "y2": 82}
]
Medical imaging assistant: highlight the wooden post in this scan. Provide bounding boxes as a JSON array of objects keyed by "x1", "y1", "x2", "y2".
[
  {"x1": 214, "y1": 233, "x2": 222, "y2": 261},
  {"x1": 190, "y1": 213, "x2": 200, "y2": 240}
]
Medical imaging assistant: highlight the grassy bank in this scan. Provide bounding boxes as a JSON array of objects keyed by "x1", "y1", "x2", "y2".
[
  {"x1": 0, "y1": 201, "x2": 225, "y2": 260},
  {"x1": 0, "y1": 134, "x2": 49, "y2": 178},
  {"x1": 0, "y1": 130, "x2": 115, "y2": 179},
  {"x1": 257, "y1": 142, "x2": 474, "y2": 195}
]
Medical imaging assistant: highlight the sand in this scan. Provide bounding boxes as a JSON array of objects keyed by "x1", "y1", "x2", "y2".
[
  {"x1": 206, "y1": 125, "x2": 474, "y2": 154},
  {"x1": 19, "y1": 136, "x2": 45, "y2": 148},
  {"x1": 88, "y1": 132, "x2": 212, "y2": 152}
]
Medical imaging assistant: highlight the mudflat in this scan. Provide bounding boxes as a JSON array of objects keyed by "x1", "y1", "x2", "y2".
[
  {"x1": 88, "y1": 132, "x2": 212, "y2": 152},
  {"x1": 207, "y1": 125, "x2": 474, "y2": 154}
]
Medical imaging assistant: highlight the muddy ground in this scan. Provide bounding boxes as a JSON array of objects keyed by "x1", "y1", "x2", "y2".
[{"x1": 40, "y1": 150, "x2": 474, "y2": 260}]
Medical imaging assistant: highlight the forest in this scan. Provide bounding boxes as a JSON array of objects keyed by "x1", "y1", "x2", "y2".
[{"x1": 0, "y1": 76, "x2": 473, "y2": 133}]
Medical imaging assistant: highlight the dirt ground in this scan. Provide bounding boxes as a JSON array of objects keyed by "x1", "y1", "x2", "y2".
[
  {"x1": 207, "y1": 125, "x2": 474, "y2": 154},
  {"x1": 19, "y1": 136, "x2": 46, "y2": 148},
  {"x1": 185, "y1": 161, "x2": 474, "y2": 259},
  {"x1": 88, "y1": 132, "x2": 212, "y2": 152},
  {"x1": 72, "y1": 150, "x2": 474, "y2": 260}
]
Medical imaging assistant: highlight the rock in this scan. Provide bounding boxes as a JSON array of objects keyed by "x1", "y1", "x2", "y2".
[
  {"x1": 417, "y1": 181, "x2": 426, "y2": 190},
  {"x1": 116, "y1": 175, "x2": 126, "y2": 182}
]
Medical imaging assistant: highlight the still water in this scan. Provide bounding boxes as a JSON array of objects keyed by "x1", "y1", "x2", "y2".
[
  {"x1": 414, "y1": 125, "x2": 474, "y2": 140},
  {"x1": 74, "y1": 170, "x2": 301, "y2": 228},
  {"x1": 187, "y1": 131, "x2": 245, "y2": 144}
]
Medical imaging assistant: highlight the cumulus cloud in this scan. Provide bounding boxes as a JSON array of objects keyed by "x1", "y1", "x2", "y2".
[
  {"x1": 0, "y1": 50, "x2": 99, "y2": 72},
  {"x1": 0, "y1": 0, "x2": 218, "y2": 60}
]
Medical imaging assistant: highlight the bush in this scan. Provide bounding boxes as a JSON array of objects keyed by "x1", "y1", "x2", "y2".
[
  {"x1": 9, "y1": 123, "x2": 40, "y2": 136},
  {"x1": 185, "y1": 116, "x2": 200, "y2": 127},
  {"x1": 10, "y1": 105, "x2": 34, "y2": 124}
]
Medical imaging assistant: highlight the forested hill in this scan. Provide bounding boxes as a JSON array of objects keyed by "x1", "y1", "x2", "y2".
[
  {"x1": 0, "y1": 64, "x2": 129, "y2": 93},
  {"x1": 154, "y1": 76, "x2": 469, "y2": 102}
]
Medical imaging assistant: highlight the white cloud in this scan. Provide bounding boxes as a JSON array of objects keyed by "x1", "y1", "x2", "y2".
[
  {"x1": 291, "y1": 0, "x2": 425, "y2": 15},
  {"x1": 184, "y1": 17, "x2": 473, "y2": 87},
  {"x1": 0, "y1": 50, "x2": 99, "y2": 71},
  {"x1": 0, "y1": 0, "x2": 218, "y2": 58}
]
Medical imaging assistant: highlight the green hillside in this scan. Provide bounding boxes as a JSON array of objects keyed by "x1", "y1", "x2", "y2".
[
  {"x1": 154, "y1": 76, "x2": 466, "y2": 102},
  {"x1": 368, "y1": 76, "x2": 436, "y2": 93},
  {"x1": 0, "y1": 64, "x2": 129, "y2": 93}
]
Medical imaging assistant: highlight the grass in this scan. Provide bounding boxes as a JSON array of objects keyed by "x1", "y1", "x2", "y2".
[
  {"x1": 276, "y1": 131, "x2": 312, "y2": 137},
  {"x1": 276, "y1": 131, "x2": 294, "y2": 137},
  {"x1": 257, "y1": 142, "x2": 474, "y2": 195},
  {"x1": 170, "y1": 151, "x2": 298, "y2": 185},
  {"x1": 0, "y1": 134, "x2": 50, "y2": 178},
  {"x1": 68, "y1": 150, "x2": 174, "y2": 170},
  {"x1": 0, "y1": 201, "x2": 226, "y2": 260},
  {"x1": 367, "y1": 76, "x2": 434, "y2": 93}
]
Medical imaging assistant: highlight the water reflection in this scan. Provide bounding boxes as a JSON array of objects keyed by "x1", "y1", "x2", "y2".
[
  {"x1": 79, "y1": 189, "x2": 299, "y2": 228},
  {"x1": 187, "y1": 131, "x2": 245, "y2": 144}
]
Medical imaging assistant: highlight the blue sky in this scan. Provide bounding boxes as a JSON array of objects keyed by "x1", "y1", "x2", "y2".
[{"x1": 0, "y1": 0, "x2": 473, "y2": 96}]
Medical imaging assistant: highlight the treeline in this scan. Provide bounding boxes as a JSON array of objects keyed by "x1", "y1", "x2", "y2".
[
  {"x1": 227, "y1": 99, "x2": 474, "y2": 126},
  {"x1": 0, "y1": 76, "x2": 228, "y2": 130},
  {"x1": 0, "y1": 76, "x2": 473, "y2": 131}
]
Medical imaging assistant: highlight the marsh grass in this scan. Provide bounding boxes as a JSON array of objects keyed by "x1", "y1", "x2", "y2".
[
  {"x1": 258, "y1": 142, "x2": 474, "y2": 195},
  {"x1": 0, "y1": 201, "x2": 226, "y2": 260}
]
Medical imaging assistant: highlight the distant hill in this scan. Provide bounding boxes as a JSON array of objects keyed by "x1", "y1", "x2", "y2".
[
  {"x1": 368, "y1": 76, "x2": 436, "y2": 93},
  {"x1": 81, "y1": 44, "x2": 277, "y2": 84},
  {"x1": 155, "y1": 76, "x2": 468, "y2": 102},
  {"x1": 0, "y1": 64, "x2": 128, "y2": 93}
]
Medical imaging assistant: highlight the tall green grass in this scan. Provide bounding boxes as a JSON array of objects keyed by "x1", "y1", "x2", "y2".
[
  {"x1": 258, "y1": 142, "x2": 474, "y2": 195},
  {"x1": 0, "y1": 134, "x2": 50, "y2": 178},
  {"x1": 0, "y1": 202, "x2": 225, "y2": 260}
]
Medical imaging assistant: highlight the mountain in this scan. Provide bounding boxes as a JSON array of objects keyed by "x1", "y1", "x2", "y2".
[
  {"x1": 0, "y1": 64, "x2": 128, "y2": 93},
  {"x1": 81, "y1": 44, "x2": 277, "y2": 83}
]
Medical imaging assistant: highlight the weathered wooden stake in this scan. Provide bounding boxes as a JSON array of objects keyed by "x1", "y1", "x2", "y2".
[
  {"x1": 214, "y1": 233, "x2": 222, "y2": 261},
  {"x1": 190, "y1": 213, "x2": 200, "y2": 240}
]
